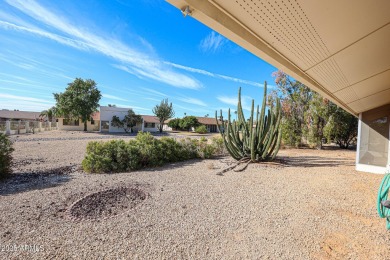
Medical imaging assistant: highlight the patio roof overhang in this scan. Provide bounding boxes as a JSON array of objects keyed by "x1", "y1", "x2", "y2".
[{"x1": 167, "y1": 0, "x2": 390, "y2": 116}]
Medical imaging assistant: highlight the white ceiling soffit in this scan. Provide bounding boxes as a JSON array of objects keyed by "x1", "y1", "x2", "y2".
[{"x1": 166, "y1": 0, "x2": 390, "y2": 115}]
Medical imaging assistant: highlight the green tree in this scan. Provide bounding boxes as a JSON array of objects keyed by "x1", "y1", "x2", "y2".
[
  {"x1": 54, "y1": 78, "x2": 101, "y2": 131},
  {"x1": 324, "y1": 105, "x2": 358, "y2": 149},
  {"x1": 152, "y1": 99, "x2": 174, "y2": 133},
  {"x1": 111, "y1": 109, "x2": 142, "y2": 133},
  {"x1": 179, "y1": 116, "x2": 199, "y2": 131},
  {"x1": 111, "y1": 115, "x2": 124, "y2": 129},
  {"x1": 123, "y1": 109, "x2": 142, "y2": 133},
  {"x1": 271, "y1": 71, "x2": 312, "y2": 147},
  {"x1": 304, "y1": 93, "x2": 331, "y2": 149},
  {"x1": 40, "y1": 106, "x2": 57, "y2": 122},
  {"x1": 195, "y1": 125, "x2": 208, "y2": 134},
  {"x1": 272, "y1": 70, "x2": 358, "y2": 149},
  {"x1": 167, "y1": 118, "x2": 181, "y2": 130}
]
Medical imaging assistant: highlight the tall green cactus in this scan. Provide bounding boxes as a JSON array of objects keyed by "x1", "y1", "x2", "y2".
[{"x1": 215, "y1": 82, "x2": 282, "y2": 162}]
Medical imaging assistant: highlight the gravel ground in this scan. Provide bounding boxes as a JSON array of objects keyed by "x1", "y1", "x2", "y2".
[{"x1": 1, "y1": 131, "x2": 389, "y2": 259}]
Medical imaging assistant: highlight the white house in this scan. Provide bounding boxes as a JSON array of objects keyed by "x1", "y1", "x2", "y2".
[
  {"x1": 100, "y1": 106, "x2": 131, "y2": 133},
  {"x1": 141, "y1": 115, "x2": 160, "y2": 133},
  {"x1": 99, "y1": 106, "x2": 159, "y2": 133}
]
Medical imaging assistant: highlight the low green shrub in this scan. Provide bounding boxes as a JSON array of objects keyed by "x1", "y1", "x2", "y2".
[
  {"x1": 82, "y1": 140, "x2": 142, "y2": 173},
  {"x1": 196, "y1": 137, "x2": 215, "y2": 159},
  {"x1": 178, "y1": 138, "x2": 198, "y2": 160},
  {"x1": 0, "y1": 133, "x2": 14, "y2": 179},
  {"x1": 82, "y1": 132, "x2": 220, "y2": 173},
  {"x1": 211, "y1": 136, "x2": 226, "y2": 155},
  {"x1": 195, "y1": 125, "x2": 208, "y2": 134},
  {"x1": 136, "y1": 132, "x2": 161, "y2": 167}
]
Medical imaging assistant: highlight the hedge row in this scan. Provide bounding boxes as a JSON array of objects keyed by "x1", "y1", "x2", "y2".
[{"x1": 82, "y1": 132, "x2": 225, "y2": 173}]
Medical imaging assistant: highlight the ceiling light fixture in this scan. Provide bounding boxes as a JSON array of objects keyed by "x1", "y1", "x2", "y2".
[{"x1": 181, "y1": 5, "x2": 192, "y2": 17}]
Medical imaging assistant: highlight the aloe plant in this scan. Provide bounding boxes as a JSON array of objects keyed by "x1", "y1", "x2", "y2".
[{"x1": 215, "y1": 82, "x2": 282, "y2": 163}]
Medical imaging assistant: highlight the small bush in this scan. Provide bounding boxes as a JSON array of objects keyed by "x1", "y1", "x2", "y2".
[
  {"x1": 197, "y1": 138, "x2": 215, "y2": 159},
  {"x1": 178, "y1": 138, "x2": 198, "y2": 160},
  {"x1": 211, "y1": 136, "x2": 226, "y2": 155},
  {"x1": 82, "y1": 140, "x2": 142, "y2": 173},
  {"x1": 82, "y1": 132, "x2": 220, "y2": 173},
  {"x1": 195, "y1": 125, "x2": 208, "y2": 134},
  {"x1": 136, "y1": 132, "x2": 161, "y2": 167},
  {"x1": 0, "y1": 133, "x2": 14, "y2": 179}
]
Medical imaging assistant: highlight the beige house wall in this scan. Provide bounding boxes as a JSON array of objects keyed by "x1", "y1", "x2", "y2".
[{"x1": 57, "y1": 118, "x2": 100, "y2": 131}]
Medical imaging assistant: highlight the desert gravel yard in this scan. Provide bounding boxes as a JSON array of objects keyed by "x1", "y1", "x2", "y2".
[{"x1": 1, "y1": 131, "x2": 389, "y2": 259}]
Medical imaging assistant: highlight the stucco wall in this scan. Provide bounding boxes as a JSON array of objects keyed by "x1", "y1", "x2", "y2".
[
  {"x1": 144, "y1": 126, "x2": 159, "y2": 132},
  {"x1": 163, "y1": 124, "x2": 172, "y2": 131},
  {"x1": 58, "y1": 118, "x2": 99, "y2": 131},
  {"x1": 100, "y1": 106, "x2": 130, "y2": 133}
]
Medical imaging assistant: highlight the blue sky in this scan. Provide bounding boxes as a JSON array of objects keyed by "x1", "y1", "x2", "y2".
[{"x1": 0, "y1": 0, "x2": 278, "y2": 117}]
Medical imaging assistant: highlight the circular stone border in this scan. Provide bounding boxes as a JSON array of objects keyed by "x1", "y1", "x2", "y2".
[{"x1": 66, "y1": 186, "x2": 147, "y2": 221}]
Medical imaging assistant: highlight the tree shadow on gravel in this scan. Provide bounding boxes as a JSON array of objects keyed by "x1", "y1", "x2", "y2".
[
  {"x1": 0, "y1": 166, "x2": 75, "y2": 196},
  {"x1": 280, "y1": 156, "x2": 355, "y2": 168}
]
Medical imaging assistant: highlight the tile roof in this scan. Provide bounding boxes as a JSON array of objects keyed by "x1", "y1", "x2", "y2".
[
  {"x1": 0, "y1": 110, "x2": 43, "y2": 120},
  {"x1": 142, "y1": 115, "x2": 160, "y2": 123},
  {"x1": 196, "y1": 117, "x2": 222, "y2": 125},
  {"x1": 91, "y1": 112, "x2": 100, "y2": 120}
]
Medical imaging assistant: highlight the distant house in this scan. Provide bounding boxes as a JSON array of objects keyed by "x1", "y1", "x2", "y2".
[
  {"x1": 57, "y1": 112, "x2": 100, "y2": 131},
  {"x1": 196, "y1": 117, "x2": 222, "y2": 132},
  {"x1": 141, "y1": 115, "x2": 160, "y2": 132},
  {"x1": 0, "y1": 109, "x2": 58, "y2": 135},
  {"x1": 163, "y1": 116, "x2": 222, "y2": 133},
  {"x1": 163, "y1": 119, "x2": 173, "y2": 131},
  {"x1": 0, "y1": 109, "x2": 44, "y2": 121},
  {"x1": 99, "y1": 106, "x2": 159, "y2": 133}
]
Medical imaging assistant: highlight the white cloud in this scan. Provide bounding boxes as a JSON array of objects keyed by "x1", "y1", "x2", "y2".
[
  {"x1": 0, "y1": 100, "x2": 52, "y2": 111},
  {"x1": 108, "y1": 104, "x2": 149, "y2": 112},
  {"x1": 217, "y1": 95, "x2": 252, "y2": 111},
  {"x1": 102, "y1": 94, "x2": 128, "y2": 102},
  {"x1": 131, "y1": 106, "x2": 150, "y2": 112},
  {"x1": 0, "y1": 21, "x2": 91, "y2": 51},
  {"x1": 0, "y1": 53, "x2": 73, "y2": 80},
  {"x1": 165, "y1": 62, "x2": 274, "y2": 89},
  {"x1": 144, "y1": 97, "x2": 161, "y2": 102},
  {"x1": 217, "y1": 96, "x2": 236, "y2": 107},
  {"x1": 3, "y1": 0, "x2": 202, "y2": 89},
  {"x1": 139, "y1": 87, "x2": 167, "y2": 97},
  {"x1": 0, "y1": 93, "x2": 53, "y2": 104},
  {"x1": 199, "y1": 31, "x2": 227, "y2": 53},
  {"x1": 176, "y1": 97, "x2": 207, "y2": 107},
  {"x1": 174, "y1": 103, "x2": 209, "y2": 113},
  {"x1": 0, "y1": 79, "x2": 53, "y2": 91},
  {"x1": 0, "y1": 72, "x2": 37, "y2": 83},
  {"x1": 0, "y1": 93, "x2": 55, "y2": 111},
  {"x1": 1, "y1": 1, "x2": 274, "y2": 92},
  {"x1": 113, "y1": 64, "x2": 201, "y2": 90},
  {"x1": 1, "y1": 0, "x2": 277, "y2": 107}
]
